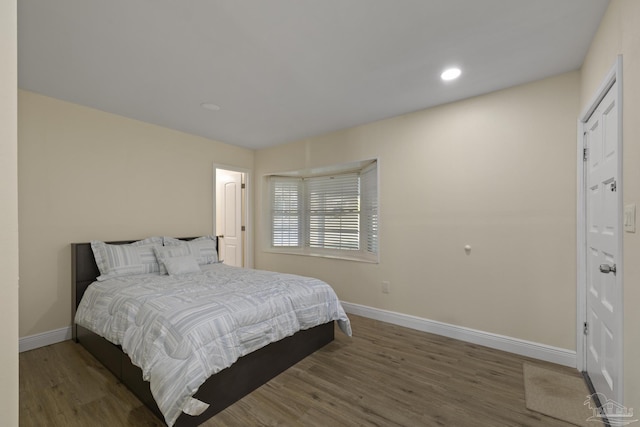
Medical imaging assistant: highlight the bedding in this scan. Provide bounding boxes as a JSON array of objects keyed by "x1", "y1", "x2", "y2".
[
  {"x1": 162, "y1": 255, "x2": 201, "y2": 275},
  {"x1": 91, "y1": 237, "x2": 164, "y2": 281},
  {"x1": 163, "y1": 235, "x2": 219, "y2": 265},
  {"x1": 155, "y1": 236, "x2": 219, "y2": 275},
  {"x1": 75, "y1": 262, "x2": 351, "y2": 426}
]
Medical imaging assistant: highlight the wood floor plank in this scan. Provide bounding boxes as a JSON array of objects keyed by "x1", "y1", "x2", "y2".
[{"x1": 20, "y1": 315, "x2": 588, "y2": 426}]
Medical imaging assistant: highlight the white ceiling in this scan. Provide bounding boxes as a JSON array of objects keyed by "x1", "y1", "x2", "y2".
[{"x1": 18, "y1": 0, "x2": 609, "y2": 150}]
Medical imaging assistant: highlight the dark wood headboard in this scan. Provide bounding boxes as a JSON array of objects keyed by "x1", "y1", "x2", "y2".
[{"x1": 71, "y1": 237, "x2": 204, "y2": 340}]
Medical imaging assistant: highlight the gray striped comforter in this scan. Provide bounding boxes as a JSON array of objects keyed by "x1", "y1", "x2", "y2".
[{"x1": 75, "y1": 263, "x2": 351, "y2": 426}]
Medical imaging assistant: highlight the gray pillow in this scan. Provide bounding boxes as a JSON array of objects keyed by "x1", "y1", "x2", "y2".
[{"x1": 91, "y1": 237, "x2": 163, "y2": 281}]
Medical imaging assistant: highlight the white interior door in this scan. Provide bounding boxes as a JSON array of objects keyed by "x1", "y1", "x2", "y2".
[
  {"x1": 584, "y1": 80, "x2": 622, "y2": 404},
  {"x1": 216, "y1": 169, "x2": 243, "y2": 267}
]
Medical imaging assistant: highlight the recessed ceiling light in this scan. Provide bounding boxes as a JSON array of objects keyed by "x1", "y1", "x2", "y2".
[
  {"x1": 200, "y1": 103, "x2": 221, "y2": 111},
  {"x1": 441, "y1": 68, "x2": 461, "y2": 81}
]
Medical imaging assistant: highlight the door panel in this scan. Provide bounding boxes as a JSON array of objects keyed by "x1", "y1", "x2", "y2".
[
  {"x1": 224, "y1": 180, "x2": 239, "y2": 266},
  {"x1": 585, "y1": 81, "x2": 620, "y2": 404},
  {"x1": 216, "y1": 169, "x2": 244, "y2": 267}
]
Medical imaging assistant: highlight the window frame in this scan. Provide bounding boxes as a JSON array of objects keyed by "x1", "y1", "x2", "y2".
[{"x1": 265, "y1": 159, "x2": 379, "y2": 263}]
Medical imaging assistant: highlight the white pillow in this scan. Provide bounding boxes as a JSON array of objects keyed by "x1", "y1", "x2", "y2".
[
  {"x1": 163, "y1": 255, "x2": 201, "y2": 275},
  {"x1": 91, "y1": 237, "x2": 163, "y2": 281},
  {"x1": 163, "y1": 235, "x2": 218, "y2": 265},
  {"x1": 153, "y1": 245, "x2": 190, "y2": 274}
]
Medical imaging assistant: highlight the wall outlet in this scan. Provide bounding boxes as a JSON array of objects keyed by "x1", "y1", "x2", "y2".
[{"x1": 381, "y1": 281, "x2": 390, "y2": 294}]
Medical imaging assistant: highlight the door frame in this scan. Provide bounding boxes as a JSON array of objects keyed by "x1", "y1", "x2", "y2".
[
  {"x1": 213, "y1": 163, "x2": 253, "y2": 268},
  {"x1": 576, "y1": 56, "x2": 623, "y2": 399}
]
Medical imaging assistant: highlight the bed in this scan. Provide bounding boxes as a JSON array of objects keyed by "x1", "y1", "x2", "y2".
[{"x1": 71, "y1": 237, "x2": 351, "y2": 426}]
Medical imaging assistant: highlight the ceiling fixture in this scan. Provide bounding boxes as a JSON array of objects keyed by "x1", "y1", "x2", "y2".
[
  {"x1": 441, "y1": 68, "x2": 461, "y2": 81},
  {"x1": 200, "y1": 103, "x2": 221, "y2": 111}
]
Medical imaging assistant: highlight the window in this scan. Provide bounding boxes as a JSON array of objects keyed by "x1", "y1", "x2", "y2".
[
  {"x1": 268, "y1": 160, "x2": 378, "y2": 262},
  {"x1": 271, "y1": 177, "x2": 302, "y2": 247}
]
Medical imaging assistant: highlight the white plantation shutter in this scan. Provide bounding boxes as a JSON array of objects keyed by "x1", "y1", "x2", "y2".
[
  {"x1": 268, "y1": 160, "x2": 378, "y2": 261},
  {"x1": 270, "y1": 177, "x2": 302, "y2": 247},
  {"x1": 306, "y1": 173, "x2": 360, "y2": 250},
  {"x1": 360, "y1": 162, "x2": 378, "y2": 255}
]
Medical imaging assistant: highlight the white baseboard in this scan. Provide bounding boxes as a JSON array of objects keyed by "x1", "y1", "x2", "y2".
[
  {"x1": 341, "y1": 301, "x2": 577, "y2": 368},
  {"x1": 20, "y1": 304, "x2": 577, "y2": 368},
  {"x1": 19, "y1": 326, "x2": 72, "y2": 353}
]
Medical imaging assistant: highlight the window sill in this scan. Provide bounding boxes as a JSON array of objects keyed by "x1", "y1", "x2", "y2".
[{"x1": 263, "y1": 247, "x2": 379, "y2": 264}]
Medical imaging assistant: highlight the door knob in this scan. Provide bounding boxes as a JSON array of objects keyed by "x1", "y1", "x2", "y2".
[{"x1": 599, "y1": 264, "x2": 617, "y2": 275}]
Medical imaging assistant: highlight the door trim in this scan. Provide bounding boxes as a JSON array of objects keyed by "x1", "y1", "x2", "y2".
[
  {"x1": 213, "y1": 163, "x2": 253, "y2": 268},
  {"x1": 576, "y1": 56, "x2": 623, "y2": 401}
]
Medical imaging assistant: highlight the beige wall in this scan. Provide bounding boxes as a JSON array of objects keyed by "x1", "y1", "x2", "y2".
[
  {"x1": 18, "y1": 90, "x2": 254, "y2": 337},
  {"x1": 1, "y1": 0, "x2": 19, "y2": 423},
  {"x1": 580, "y1": 0, "x2": 640, "y2": 411},
  {"x1": 255, "y1": 71, "x2": 580, "y2": 350}
]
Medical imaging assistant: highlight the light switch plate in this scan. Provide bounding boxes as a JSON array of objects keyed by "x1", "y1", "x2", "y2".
[{"x1": 624, "y1": 204, "x2": 636, "y2": 233}]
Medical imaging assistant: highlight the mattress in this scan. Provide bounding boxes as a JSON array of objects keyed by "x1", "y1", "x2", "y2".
[{"x1": 75, "y1": 263, "x2": 351, "y2": 426}]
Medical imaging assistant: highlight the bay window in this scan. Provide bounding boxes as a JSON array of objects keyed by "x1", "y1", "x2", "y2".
[{"x1": 268, "y1": 160, "x2": 378, "y2": 262}]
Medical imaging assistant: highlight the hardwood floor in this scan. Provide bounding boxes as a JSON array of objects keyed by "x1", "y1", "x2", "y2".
[{"x1": 20, "y1": 315, "x2": 588, "y2": 426}]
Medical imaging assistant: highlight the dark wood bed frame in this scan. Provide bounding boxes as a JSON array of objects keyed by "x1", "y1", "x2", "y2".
[{"x1": 71, "y1": 239, "x2": 335, "y2": 426}]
